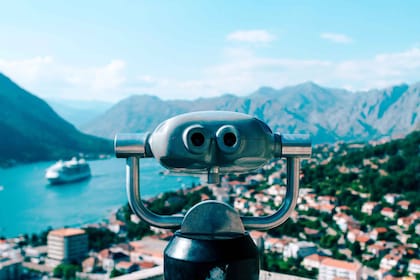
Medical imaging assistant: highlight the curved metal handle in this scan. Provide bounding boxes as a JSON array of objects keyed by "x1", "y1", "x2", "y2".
[
  {"x1": 241, "y1": 157, "x2": 300, "y2": 230},
  {"x1": 126, "y1": 157, "x2": 183, "y2": 229},
  {"x1": 126, "y1": 156, "x2": 301, "y2": 231},
  {"x1": 116, "y1": 133, "x2": 183, "y2": 229}
]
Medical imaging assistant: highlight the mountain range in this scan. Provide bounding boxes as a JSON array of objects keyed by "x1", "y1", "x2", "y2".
[
  {"x1": 0, "y1": 70, "x2": 418, "y2": 167},
  {"x1": 83, "y1": 82, "x2": 420, "y2": 143},
  {"x1": 46, "y1": 99, "x2": 113, "y2": 128},
  {"x1": 0, "y1": 73, "x2": 112, "y2": 166}
]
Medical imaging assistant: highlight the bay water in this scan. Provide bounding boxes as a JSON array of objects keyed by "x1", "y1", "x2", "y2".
[{"x1": 0, "y1": 158, "x2": 200, "y2": 238}]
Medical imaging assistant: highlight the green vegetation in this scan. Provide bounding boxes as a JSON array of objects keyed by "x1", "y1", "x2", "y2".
[
  {"x1": 114, "y1": 186, "x2": 214, "y2": 241},
  {"x1": 53, "y1": 264, "x2": 81, "y2": 279},
  {"x1": 261, "y1": 253, "x2": 318, "y2": 279},
  {"x1": 110, "y1": 268, "x2": 125, "y2": 278},
  {"x1": 147, "y1": 186, "x2": 214, "y2": 215},
  {"x1": 15, "y1": 131, "x2": 420, "y2": 279},
  {"x1": 260, "y1": 131, "x2": 420, "y2": 275},
  {"x1": 82, "y1": 227, "x2": 121, "y2": 251},
  {"x1": 319, "y1": 234, "x2": 339, "y2": 249},
  {"x1": 15, "y1": 227, "x2": 53, "y2": 248},
  {"x1": 302, "y1": 130, "x2": 420, "y2": 209}
]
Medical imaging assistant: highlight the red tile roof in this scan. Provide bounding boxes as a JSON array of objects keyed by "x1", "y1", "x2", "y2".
[
  {"x1": 374, "y1": 227, "x2": 388, "y2": 233},
  {"x1": 305, "y1": 253, "x2": 327, "y2": 263},
  {"x1": 116, "y1": 261, "x2": 135, "y2": 270},
  {"x1": 321, "y1": 257, "x2": 361, "y2": 272},
  {"x1": 138, "y1": 261, "x2": 156, "y2": 269},
  {"x1": 356, "y1": 235, "x2": 370, "y2": 243},
  {"x1": 381, "y1": 207, "x2": 394, "y2": 213},
  {"x1": 410, "y1": 259, "x2": 420, "y2": 265},
  {"x1": 49, "y1": 228, "x2": 85, "y2": 237}
]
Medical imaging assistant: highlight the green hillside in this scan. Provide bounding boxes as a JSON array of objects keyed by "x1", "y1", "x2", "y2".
[
  {"x1": 301, "y1": 130, "x2": 420, "y2": 207},
  {"x1": 0, "y1": 73, "x2": 112, "y2": 166}
]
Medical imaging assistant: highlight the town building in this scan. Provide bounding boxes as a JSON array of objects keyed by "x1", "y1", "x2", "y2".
[
  {"x1": 101, "y1": 250, "x2": 130, "y2": 272},
  {"x1": 369, "y1": 227, "x2": 388, "y2": 241},
  {"x1": 302, "y1": 253, "x2": 327, "y2": 271},
  {"x1": 25, "y1": 245, "x2": 48, "y2": 264},
  {"x1": 129, "y1": 237, "x2": 167, "y2": 264},
  {"x1": 397, "y1": 200, "x2": 410, "y2": 210},
  {"x1": 333, "y1": 213, "x2": 360, "y2": 232},
  {"x1": 408, "y1": 259, "x2": 420, "y2": 276},
  {"x1": 283, "y1": 241, "x2": 317, "y2": 260},
  {"x1": 384, "y1": 193, "x2": 401, "y2": 204},
  {"x1": 318, "y1": 257, "x2": 362, "y2": 280},
  {"x1": 367, "y1": 241, "x2": 387, "y2": 257},
  {"x1": 0, "y1": 258, "x2": 22, "y2": 280},
  {"x1": 381, "y1": 207, "x2": 396, "y2": 220},
  {"x1": 115, "y1": 261, "x2": 139, "y2": 274},
  {"x1": 81, "y1": 256, "x2": 98, "y2": 273},
  {"x1": 380, "y1": 253, "x2": 401, "y2": 271},
  {"x1": 264, "y1": 237, "x2": 296, "y2": 254},
  {"x1": 47, "y1": 228, "x2": 88, "y2": 266},
  {"x1": 361, "y1": 201, "x2": 379, "y2": 215}
]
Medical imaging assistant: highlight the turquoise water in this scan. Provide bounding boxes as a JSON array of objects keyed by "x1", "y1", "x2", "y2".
[{"x1": 0, "y1": 158, "x2": 200, "y2": 238}]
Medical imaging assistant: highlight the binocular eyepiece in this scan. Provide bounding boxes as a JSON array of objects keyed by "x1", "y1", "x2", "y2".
[{"x1": 183, "y1": 124, "x2": 240, "y2": 154}]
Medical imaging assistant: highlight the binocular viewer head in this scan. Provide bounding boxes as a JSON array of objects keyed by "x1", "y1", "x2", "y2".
[
  {"x1": 115, "y1": 111, "x2": 313, "y2": 279},
  {"x1": 149, "y1": 111, "x2": 278, "y2": 174},
  {"x1": 115, "y1": 111, "x2": 311, "y2": 177},
  {"x1": 114, "y1": 111, "x2": 311, "y2": 231}
]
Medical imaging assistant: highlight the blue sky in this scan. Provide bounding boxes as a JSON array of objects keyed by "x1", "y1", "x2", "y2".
[{"x1": 0, "y1": 1, "x2": 419, "y2": 101}]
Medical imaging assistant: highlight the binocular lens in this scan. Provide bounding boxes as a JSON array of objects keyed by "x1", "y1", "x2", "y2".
[
  {"x1": 191, "y1": 132, "x2": 205, "y2": 147},
  {"x1": 223, "y1": 132, "x2": 237, "y2": 147},
  {"x1": 183, "y1": 125, "x2": 210, "y2": 154},
  {"x1": 216, "y1": 125, "x2": 240, "y2": 153}
]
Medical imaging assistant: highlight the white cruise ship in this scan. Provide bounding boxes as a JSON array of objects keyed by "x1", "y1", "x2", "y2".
[{"x1": 45, "y1": 157, "x2": 91, "y2": 185}]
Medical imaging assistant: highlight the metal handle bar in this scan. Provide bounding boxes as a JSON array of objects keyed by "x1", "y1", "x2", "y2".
[{"x1": 124, "y1": 153, "x2": 303, "y2": 230}]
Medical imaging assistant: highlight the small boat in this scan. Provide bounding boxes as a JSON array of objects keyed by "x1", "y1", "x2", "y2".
[
  {"x1": 0, "y1": 185, "x2": 4, "y2": 191},
  {"x1": 45, "y1": 157, "x2": 91, "y2": 185}
]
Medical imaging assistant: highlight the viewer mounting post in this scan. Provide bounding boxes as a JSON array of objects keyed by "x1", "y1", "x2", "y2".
[{"x1": 115, "y1": 111, "x2": 312, "y2": 280}]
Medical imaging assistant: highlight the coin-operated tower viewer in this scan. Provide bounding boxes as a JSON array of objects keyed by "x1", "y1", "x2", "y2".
[{"x1": 115, "y1": 111, "x2": 312, "y2": 280}]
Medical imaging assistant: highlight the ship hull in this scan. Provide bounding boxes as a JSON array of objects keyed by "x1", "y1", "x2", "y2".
[{"x1": 47, "y1": 172, "x2": 91, "y2": 185}]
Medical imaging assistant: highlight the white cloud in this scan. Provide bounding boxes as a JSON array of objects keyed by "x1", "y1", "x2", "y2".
[
  {"x1": 320, "y1": 32, "x2": 353, "y2": 44},
  {"x1": 172, "y1": 47, "x2": 420, "y2": 98},
  {"x1": 1, "y1": 47, "x2": 420, "y2": 102},
  {"x1": 135, "y1": 75, "x2": 159, "y2": 88},
  {"x1": 65, "y1": 59, "x2": 126, "y2": 91},
  {"x1": 0, "y1": 57, "x2": 128, "y2": 101},
  {"x1": 226, "y1": 30, "x2": 276, "y2": 43},
  {"x1": 92, "y1": 60, "x2": 126, "y2": 91},
  {"x1": 374, "y1": 47, "x2": 420, "y2": 69},
  {"x1": 331, "y1": 47, "x2": 420, "y2": 90},
  {"x1": 0, "y1": 56, "x2": 54, "y2": 84}
]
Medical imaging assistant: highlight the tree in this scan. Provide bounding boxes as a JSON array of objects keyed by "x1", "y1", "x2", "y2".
[
  {"x1": 268, "y1": 219, "x2": 300, "y2": 238},
  {"x1": 386, "y1": 155, "x2": 405, "y2": 173},
  {"x1": 53, "y1": 264, "x2": 81, "y2": 279},
  {"x1": 126, "y1": 221, "x2": 151, "y2": 240},
  {"x1": 349, "y1": 242, "x2": 362, "y2": 259},
  {"x1": 320, "y1": 234, "x2": 339, "y2": 249},
  {"x1": 37, "y1": 227, "x2": 53, "y2": 246},
  {"x1": 381, "y1": 229, "x2": 398, "y2": 242},
  {"x1": 110, "y1": 268, "x2": 124, "y2": 278},
  {"x1": 83, "y1": 227, "x2": 119, "y2": 251},
  {"x1": 30, "y1": 234, "x2": 39, "y2": 246},
  {"x1": 364, "y1": 257, "x2": 380, "y2": 269}
]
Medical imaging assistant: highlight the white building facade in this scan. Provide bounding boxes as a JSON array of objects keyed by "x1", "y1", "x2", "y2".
[
  {"x1": 319, "y1": 257, "x2": 362, "y2": 280},
  {"x1": 47, "y1": 228, "x2": 88, "y2": 265}
]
